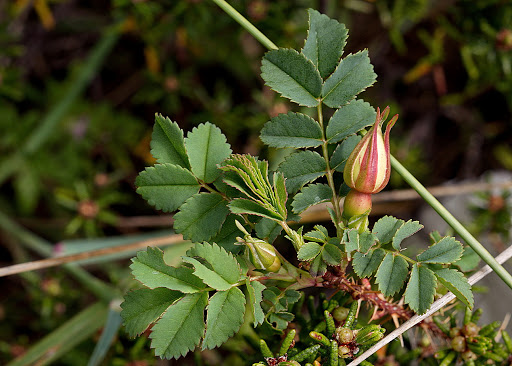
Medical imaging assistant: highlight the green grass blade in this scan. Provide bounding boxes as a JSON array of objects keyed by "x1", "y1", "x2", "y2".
[
  {"x1": 7, "y1": 302, "x2": 108, "y2": 366},
  {"x1": 87, "y1": 302, "x2": 124, "y2": 366}
]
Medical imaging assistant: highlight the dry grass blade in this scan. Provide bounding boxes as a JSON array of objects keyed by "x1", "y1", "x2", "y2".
[
  {"x1": 0, "y1": 234, "x2": 185, "y2": 277},
  {"x1": 347, "y1": 245, "x2": 512, "y2": 366}
]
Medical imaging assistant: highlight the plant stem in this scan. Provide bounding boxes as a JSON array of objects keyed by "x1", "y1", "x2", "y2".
[
  {"x1": 391, "y1": 156, "x2": 512, "y2": 290},
  {"x1": 210, "y1": 0, "x2": 278, "y2": 51},
  {"x1": 318, "y1": 103, "x2": 342, "y2": 236}
]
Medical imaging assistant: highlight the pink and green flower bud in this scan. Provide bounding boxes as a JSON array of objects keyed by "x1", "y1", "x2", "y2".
[{"x1": 343, "y1": 106, "x2": 398, "y2": 194}]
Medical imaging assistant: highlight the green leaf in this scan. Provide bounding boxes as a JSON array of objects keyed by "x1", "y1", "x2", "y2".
[
  {"x1": 246, "y1": 280, "x2": 266, "y2": 327},
  {"x1": 302, "y1": 9, "x2": 348, "y2": 79},
  {"x1": 151, "y1": 292, "x2": 208, "y2": 359},
  {"x1": 278, "y1": 150, "x2": 326, "y2": 194},
  {"x1": 404, "y1": 264, "x2": 436, "y2": 314},
  {"x1": 326, "y1": 100, "x2": 376, "y2": 143},
  {"x1": 130, "y1": 247, "x2": 205, "y2": 293},
  {"x1": 186, "y1": 242, "x2": 242, "y2": 287},
  {"x1": 359, "y1": 231, "x2": 377, "y2": 253},
  {"x1": 330, "y1": 135, "x2": 361, "y2": 172},
  {"x1": 433, "y1": 268, "x2": 473, "y2": 308},
  {"x1": 454, "y1": 247, "x2": 480, "y2": 272},
  {"x1": 256, "y1": 217, "x2": 283, "y2": 243},
  {"x1": 353, "y1": 248, "x2": 386, "y2": 278},
  {"x1": 151, "y1": 114, "x2": 190, "y2": 168},
  {"x1": 392, "y1": 220, "x2": 423, "y2": 250},
  {"x1": 121, "y1": 288, "x2": 182, "y2": 337},
  {"x1": 322, "y1": 244, "x2": 343, "y2": 265},
  {"x1": 292, "y1": 183, "x2": 332, "y2": 214},
  {"x1": 136, "y1": 164, "x2": 200, "y2": 212},
  {"x1": 309, "y1": 253, "x2": 327, "y2": 276},
  {"x1": 417, "y1": 237, "x2": 463, "y2": 264},
  {"x1": 372, "y1": 216, "x2": 404, "y2": 244},
  {"x1": 344, "y1": 229, "x2": 360, "y2": 254},
  {"x1": 375, "y1": 253, "x2": 409, "y2": 296},
  {"x1": 260, "y1": 112, "x2": 323, "y2": 148},
  {"x1": 229, "y1": 198, "x2": 284, "y2": 221},
  {"x1": 203, "y1": 287, "x2": 246, "y2": 349},
  {"x1": 184, "y1": 122, "x2": 232, "y2": 183},
  {"x1": 182, "y1": 257, "x2": 234, "y2": 291},
  {"x1": 321, "y1": 51, "x2": 377, "y2": 108},
  {"x1": 174, "y1": 193, "x2": 230, "y2": 242},
  {"x1": 261, "y1": 48, "x2": 323, "y2": 107},
  {"x1": 209, "y1": 215, "x2": 243, "y2": 254},
  {"x1": 297, "y1": 242, "x2": 322, "y2": 261}
]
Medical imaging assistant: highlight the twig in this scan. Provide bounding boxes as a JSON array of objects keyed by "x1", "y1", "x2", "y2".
[
  {"x1": 0, "y1": 234, "x2": 184, "y2": 277},
  {"x1": 347, "y1": 245, "x2": 512, "y2": 366}
]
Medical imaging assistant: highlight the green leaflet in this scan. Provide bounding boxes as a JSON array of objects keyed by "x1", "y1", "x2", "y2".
[
  {"x1": 260, "y1": 112, "x2": 323, "y2": 148},
  {"x1": 433, "y1": 268, "x2": 474, "y2": 308},
  {"x1": 322, "y1": 51, "x2": 377, "y2": 108},
  {"x1": 404, "y1": 264, "x2": 436, "y2": 314},
  {"x1": 136, "y1": 164, "x2": 200, "y2": 213},
  {"x1": 454, "y1": 246, "x2": 481, "y2": 272},
  {"x1": 209, "y1": 214, "x2": 244, "y2": 254},
  {"x1": 246, "y1": 280, "x2": 266, "y2": 327},
  {"x1": 183, "y1": 243, "x2": 242, "y2": 291},
  {"x1": 372, "y1": 216, "x2": 404, "y2": 244},
  {"x1": 325, "y1": 100, "x2": 376, "y2": 143},
  {"x1": 322, "y1": 243, "x2": 343, "y2": 265},
  {"x1": 184, "y1": 122, "x2": 232, "y2": 183},
  {"x1": 297, "y1": 242, "x2": 322, "y2": 261},
  {"x1": 261, "y1": 48, "x2": 323, "y2": 107},
  {"x1": 309, "y1": 253, "x2": 327, "y2": 276},
  {"x1": 130, "y1": 247, "x2": 205, "y2": 293},
  {"x1": 392, "y1": 220, "x2": 423, "y2": 250},
  {"x1": 330, "y1": 135, "x2": 361, "y2": 172},
  {"x1": 302, "y1": 9, "x2": 348, "y2": 79},
  {"x1": 291, "y1": 183, "x2": 332, "y2": 214},
  {"x1": 151, "y1": 292, "x2": 208, "y2": 359},
  {"x1": 352, "y1": 248, "x2": 386, "y2": 278},
  {"x1": 255, "y1": 217, "x2": 283, "y2": 243},
  {"x1": 121, "y1": 288, "x2": 182, "y2": 337},
  {"x1": 278, "y1": 150, "x2": 326, "y2": 194},
  {"x1": 203, "y1": 287, "x2": 246, "y2": 350},
  {"x1": 343, "y1": 230, "x2": 376, "y2": 254},
  {"x1": 375, "y1": 253, "x2": 409, "y2": 296},
  {"x1": 151, "y1": 114, "x2": 190, "y2": 168},
  {"x1": 173, "y1": 192, "x2": 230, "y2": 243},
  {"x1": 229, "y1": 198, "x2": 284, "y2": 221},
  {"x1": 417, "y1": 237, "x2": 463, "y2": 264}
]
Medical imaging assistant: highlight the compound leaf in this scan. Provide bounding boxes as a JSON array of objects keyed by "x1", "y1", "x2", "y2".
[
  {"x1": 121, "y1": 288, "x2": 182, "y2": 337},
  {"x1": 151, "y1": 114, "x2": 190, "y2": 168},
  {"x1": 150, "y1": 292, "x2": 208, "y2": 359},
  {"x1": 185, "y1": 122, "x2": 232, "y2": 183},
  {"x1": 404, "y1": 264, "x2": 436, "y2": 314},
  {"x1": 326, "y1": 99, "x2": 376, "y2": 143},
  {"x1": 184, "y1": 242, "x2": 242, "y2": 291},
  {"x1": 174, "y1": 193, "x2": 230, "y2": 243},
  {"x1": 297, "y1": 242, "x2": 322, "y2": 261},
  {"x1": 353, "y1": 248, "x2": 386, "y2": 278},
  {"x1": 433, "y1": 268, "x2": 473, "y2": 308},
  {"x1": 322, "y1": 51, "x2": 377, "y2": 108},
  {"x1": 261, "y1": 48, "x2": 323, "y2": 107},
  {"x1": 417, "y1": 237, "x2": 463, "y2": 264},
  {"x1": 136, "y1": 164, "x2": 200, "y2": 212},
  {"x1": 375, "y1": 253, "x2": 409, "y2": 296},
  {"x1": 302, "y1": 8, "x2": 348, "y2": 79},
  {"x1": 330, "y1": 135, "x2": 361, "y2": 171},
  {"x1": 260, "y1": 112, "x2": 323, "y2": 148},
  {"x1": 278, "y1": 150, "x2": 326, "y2": 194},
  {"x1": 130, "y1": 247, "x2": 205, "y2": 293},
  {"x1": 292, "y1": 183, "x2": 332, "y2": 214},
  {"x1": 246, "y1": 280, "x2": 266, "y2": 327},
  {"x1": 392, "y1": 220, "x2": 423, "y2": 250},
  {"x1": 203, "y1": 287, "x2": 246, "y2": 350}
]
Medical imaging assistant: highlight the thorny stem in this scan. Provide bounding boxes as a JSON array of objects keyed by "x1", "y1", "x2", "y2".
[{"x1": 318, "y1": 103, "x2": 343, "y2": 237}]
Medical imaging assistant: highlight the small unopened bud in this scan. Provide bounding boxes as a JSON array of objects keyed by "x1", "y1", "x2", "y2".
[
  {"x1": 343, "y1": 107, "x2": 398, "y2": 194},
  {"x1": 236, "y1": 220, "x2": 281, "y2": 272}
]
